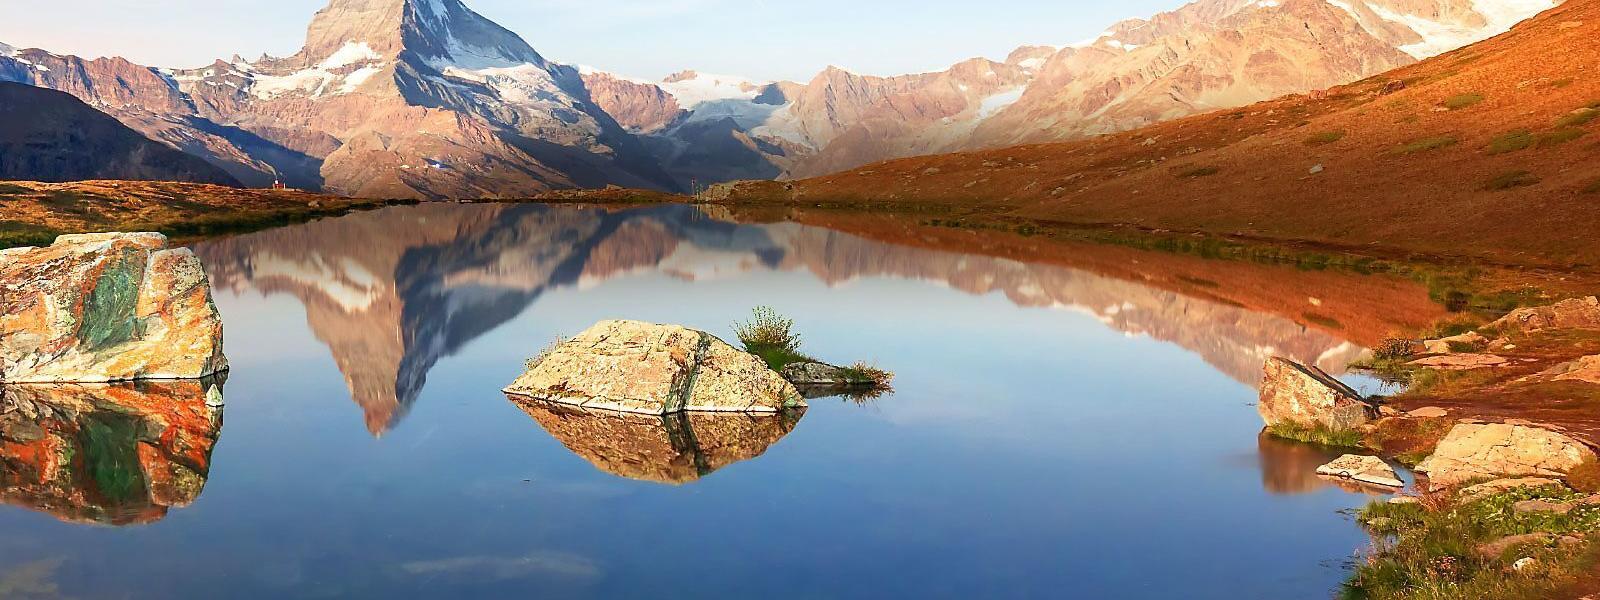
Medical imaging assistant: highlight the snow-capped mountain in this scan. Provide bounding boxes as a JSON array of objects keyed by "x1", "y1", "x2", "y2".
[
  {"x1": 0, "y1": 0, "x2": 1563, "y2": 195},
  {"x1": 584, "y1": 0, "x2": 1562, "y2": 181},
  {"x1": 0, "y1": 0, "x2": 673, "y2": 198}
]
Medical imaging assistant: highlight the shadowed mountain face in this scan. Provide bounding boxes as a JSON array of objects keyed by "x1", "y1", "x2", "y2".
[
  {"x1": 0, "y1": 83, "x2": 240, "y2": 185},
  {"x1": 0, "y1": 380, "x2": 223, "y2": 526},
  {"x1": 510, "y1": 397, "x2": 805, "y2": 484},
  {"x1": 193, "y1": 204, "x2": 1421, "y2": 435}
]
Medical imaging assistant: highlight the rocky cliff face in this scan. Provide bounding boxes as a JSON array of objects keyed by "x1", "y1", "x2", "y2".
[{"x1": 0, "y1": 83, "x2": 240, "y2": 185}]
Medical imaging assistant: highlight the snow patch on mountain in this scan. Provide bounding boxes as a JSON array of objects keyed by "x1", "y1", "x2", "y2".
[
  {"x1": 320, "y1": 41, "x2": 381, "y2": 69},
  {"x1": 1360, "y1": 0, "x2": 1556, "y2": 58},
  {"x1": 977, "y1": 87, "x2": 1026, "y2": 119}
]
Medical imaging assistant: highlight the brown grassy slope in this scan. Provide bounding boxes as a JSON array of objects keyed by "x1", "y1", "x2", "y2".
[
  {"x1": 0, "y1": 180, "x2": 396, "y2": 247},
  {"x1": 741, "y1": 0, "x2": 1600, "y2": 268}
]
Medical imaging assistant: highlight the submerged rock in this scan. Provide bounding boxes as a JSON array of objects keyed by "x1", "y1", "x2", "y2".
[
  {"x1": 1316, "y1": 454, "x2": 1404, "y2": 488},
  {"x1": 780, "y1": 361, "x2": 849, "y2": 385},
  {"x1": 0, "y1": 379, "x2": 224, "y2": 525},
  {"x1": 0, "y1": 233, "x2": 228, "y2": 383},
  {"x1": 510, "y1": 397, "x2": 804, "y2": 484},
  {"x1": 1417, "y1": 423, "x2": 1597, "y2": 490},
  {"x1": 1258, "y1": 357, "x2": 1377, "y2": 432},
  {"x1": 503, "y1": 320, "x2": 804, "y2": 414},
  {"x1": 1491, "y1": 296, "x2": 1600, "y2": 333}
]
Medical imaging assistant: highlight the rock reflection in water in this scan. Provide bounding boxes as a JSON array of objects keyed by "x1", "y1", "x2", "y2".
[
  {"x1": 510, "y1": 397, "x2": 804, "y2": 484},
  {"x1": 0, "y1": 380, "x2": 223, "y2": 525},
  {"x1": 1256, "y1": 432, "x2": 1400, "y2": 496}
]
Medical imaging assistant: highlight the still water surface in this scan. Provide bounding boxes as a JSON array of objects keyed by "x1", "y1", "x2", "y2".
[{"x1": 0, "y1": 203, "x2": 1436, "y2": 598}]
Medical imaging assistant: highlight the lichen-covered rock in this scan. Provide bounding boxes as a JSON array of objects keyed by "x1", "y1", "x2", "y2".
[
  {"x1": 503, "y1": 320, "x2": 804, "y2": 414},
  {"x1": 1316, "y1": 454, "x2": 1404, "y2": 488},
  {"x1": 1491, "y1": 296, "x2": 1600, "y2": 333},
  {"x1": 1258, "y1": 357, "x2": 1376, "y2": 431},
  {"x1": 780, "y1": 361, "x2": 848, "y2": 385},
  {"x1": 0, "y1": 379, "x2": 223, "y2": 525},
  {"x1": 1417, "y1": 423, "x2": 1597, "y2": 490},
  {"x1": 1, "y1": 233, "x2": 227, "y2": 383}
]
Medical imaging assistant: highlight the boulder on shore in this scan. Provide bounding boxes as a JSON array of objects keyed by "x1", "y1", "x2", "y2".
[
  {"x1": 1, "y1": 233, "x2": 228, "y2": 383},
  {"x1": 1416, "y1": 423, "x2": 1597, "y2": 490},
  {"x1": 1258, "y1": 357, "x2": 1377, "y2": 432},
  {"x1": 1491, "y1": 296, "x2": 1600, "y2": 333},
  {"x1": 503, "y1": 320, "x2": 805, "y2": 415}
]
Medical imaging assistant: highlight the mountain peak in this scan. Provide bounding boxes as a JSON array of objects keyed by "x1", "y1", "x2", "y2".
[{"x1": 299, "y1": 0, "x2": 546, "y2": 70}]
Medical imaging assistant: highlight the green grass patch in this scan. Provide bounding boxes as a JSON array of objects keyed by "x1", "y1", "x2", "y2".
[
  {"x1": 1395, "y1": 135, "x2": 1459, "y2": 155},
  {"x1": 839, "y1": 362, "x2": 895, "y2": 389},
  {"x1": 1537, "y1": 128, "x2": 1586, "y2": 148},
  {"x1": 1486, "y1": 130, "x2": 1533, "y2": 155},
  {"x1": 1442, "y1": 93, "x2": 1485, "y2": 110},
  {"x1": 1550, "y1": 78, "x2": 1575, "y2": 89},
  {"x1": 0, "y1": 220, "x2": 59, "y2": 249},
  {"x1": 1485, "y1": 170, "x2": 1540, "y2": 191},
  {"x1": 1177, "y1": 166, "x2": 1220, "y2": 178},
  {"x1": 1556, "y1": 108, "x2": 1599, "y2": 128},
  {"x1": 1343, "y1": 486, "x2": 1600, "y2": 600},
  {"x1": 0, "y1": 182, "x2": 33, "y2": 195},
  {"x1": 1305, "y1": 130, "x2": 1347, "y2": 145},
  {"x1": 735, "y1": 306, "x2": 815, "y2": 370},
  {"x1": 1265, "y1": 422, "x2": 1367, "y2": 449},
  {"x1": 1586, "y1": 178, "x2": 1600, "y2": 195}
]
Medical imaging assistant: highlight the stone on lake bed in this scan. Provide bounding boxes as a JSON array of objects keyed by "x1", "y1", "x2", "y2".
[
  {"x1": 1, "y1": 233, "x2": 228, "y2": 383},
  {"x1": 1316, "y1": 454, "x2": 1404, "y2": 488},
  {"x1": 503, "y1": 320, "x2": 805, "y2": 415}
]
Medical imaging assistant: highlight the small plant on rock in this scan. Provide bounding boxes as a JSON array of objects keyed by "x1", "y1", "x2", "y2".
[{"x1": 734, "y1": 306, "x2": 812, "y2": 370}]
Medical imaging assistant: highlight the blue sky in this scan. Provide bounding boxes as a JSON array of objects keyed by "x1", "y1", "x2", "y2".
[{"x1": 0, "y1": 0, "x2": 1186, "y2": 81}]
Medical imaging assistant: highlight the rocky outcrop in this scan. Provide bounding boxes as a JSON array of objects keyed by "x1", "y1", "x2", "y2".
[
  {"x1": 1422, "y1": 332, "x2": 1487, "y2": 355},
  {"x1": 510, "y1": 397, "x2": 803, "y2": 484},
  {"x1": 1316, "y1": 454, "x2": 1404, "y2": 488},
  {"x1": 1, "y1": 233, "x2": 228, "y2": 383},
  {"x1": 1491, "y1": 297, "x2": 1600, "y2": 332},
  {"x1": 1258, "y1": 357, "x2": 1377, "y2": 431},
  {"x1": 0, "y1": 379, "x2": 223, "y2": 525},
  {"x1": 1417, "y1": 423, "x2": 1597, "y2": 490},
  {"x1": 1407, "y1": 353, "x2": 1510, "y2": 370},
  {"x1": 503, "y1": 320, "x2": 804, "y2": 415},
  {"x1": 1538, "y1": 355, "x2": 1600, "y2": 385},
  {"x1": 779, "y1": 361, "x2": 848, "y2": 385},
  {"x1": 1458, "y1": 477, "x2": 1567, "y2": 502}
]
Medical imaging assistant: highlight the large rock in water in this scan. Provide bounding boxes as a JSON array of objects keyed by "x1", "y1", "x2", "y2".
[
  {"x1": 1258, "y1": 357, "x2": 1377, "y2": 431},
  {"x1": 1417, "y1": 423, "x2": 1598, "y2": 490},
  {"x1": 503, "y1": 320, "x2": 805, "y2": 414},
  {"x1": 0, "y1": 233, "x2": 227, "y2": 383}
]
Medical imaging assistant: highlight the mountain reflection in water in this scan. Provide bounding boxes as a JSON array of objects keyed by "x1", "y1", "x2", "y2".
[
  {"x1": 193, "y1": 203, "x2": 1386, "y2": 436},
  {"x1": 0, "y1": 380, "x2": 222, "y2": 525},
  {"x1": 510, "y1": 397, "x2": 805, "y2": 484}
]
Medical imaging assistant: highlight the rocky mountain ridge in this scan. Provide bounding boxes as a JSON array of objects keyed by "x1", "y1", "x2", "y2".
[{"x1": 0, "y1": 0, "x2": 1561, "y2": 195}]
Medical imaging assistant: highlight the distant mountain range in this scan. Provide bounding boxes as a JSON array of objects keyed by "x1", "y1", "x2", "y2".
[{"x1": 0, "y1": 0, "x2": 1558, "y2": 198}]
